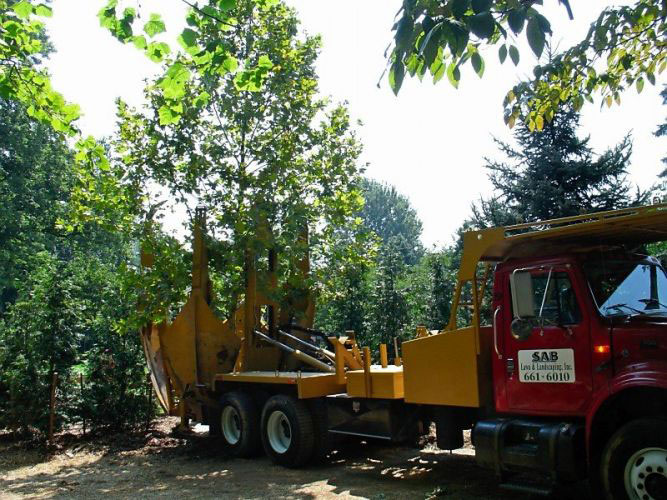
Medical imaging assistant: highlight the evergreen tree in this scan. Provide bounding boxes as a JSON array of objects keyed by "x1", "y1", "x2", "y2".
[
  {"x1": 367, "y1": 240, "x2": 408, "y2": 350},
  {"x1": 0, "y1": 99, "x2": 74, "y2": 311},
  {"x1": 472, "y1": 106, "x2": 646, "y2": 227},
  {"x1": 427, "y1": 252, "x2": 455, "y2": 330},
  {"x1": 360, "y1": 179, "x2": 424, "y2": 266}
]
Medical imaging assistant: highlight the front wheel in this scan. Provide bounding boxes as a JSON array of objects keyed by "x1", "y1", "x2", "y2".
[{"x1": 600, "y1": 418, "x2": 667, "y2": 500}]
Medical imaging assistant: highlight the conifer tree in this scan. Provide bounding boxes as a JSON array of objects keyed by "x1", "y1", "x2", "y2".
[{"x1": 472, "y1": 106, "x2": 646, "y2": 227}]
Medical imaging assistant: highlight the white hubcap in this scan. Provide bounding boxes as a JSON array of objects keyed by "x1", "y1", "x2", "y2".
[
  {"x1": 625, "y1": 447, "x2": 667, "y2": 500},
  {"x1": 266, "y1": 410, "x2": 292, "y2": 454},
  {"x1": 221, "y1": 406, "x2": 241, "y2": 445}
]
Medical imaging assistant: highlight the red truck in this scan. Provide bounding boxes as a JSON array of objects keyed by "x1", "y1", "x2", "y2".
[{"x1": 142, "y1": 204, "x2": 667, "y2": 499}]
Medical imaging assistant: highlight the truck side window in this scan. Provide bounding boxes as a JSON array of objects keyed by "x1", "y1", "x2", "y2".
[{"x1": 531, "y1": 272, "x2": 581, "y2": 325}]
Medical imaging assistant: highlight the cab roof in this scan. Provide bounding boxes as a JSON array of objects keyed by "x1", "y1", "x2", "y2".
[{"x1": 458, "y1": 204, "x2": 667, "y2": 281}]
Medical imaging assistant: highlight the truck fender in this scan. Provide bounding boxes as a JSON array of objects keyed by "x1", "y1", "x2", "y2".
[{"x1": 586, "y1": 363, "x2": 667, "y2": 459}]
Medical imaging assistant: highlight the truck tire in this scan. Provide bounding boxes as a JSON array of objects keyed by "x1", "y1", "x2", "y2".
[
  {"x1": 261, "y1": 394, "x2": 314, "y2": 468},
  {"x1": 600, "y1": 418, "x2": 667, "y2": 500},
  {"x1": 309, "y1": 398, "x2": 332, "y2": 463},
  {"x1": 219, "y1": 391, "x2": 261, "y2": 458}
]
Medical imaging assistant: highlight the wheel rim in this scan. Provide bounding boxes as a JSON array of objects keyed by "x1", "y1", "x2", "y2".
[
  {"x1": 266, "y1": 410, "x2": 292, "y2": 454},
  {"x1": 221, "y1": 406, "x2": 241, "y2": 445},
  {"x1": 624, "y1": 447, "x2": 667, "y2": 500}
]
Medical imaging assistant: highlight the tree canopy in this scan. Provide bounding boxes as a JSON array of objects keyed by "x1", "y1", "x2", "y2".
[
  {"x1": 388, "y1": 0, "x2": 666, "y2": 132},
  {"x1": 468, "y1": 105, "x2": 647, "y2": 228},
  {"x1": 360, "y1": 179, "x2": 424, "y2": 265},
  {"x1": 111, "y1": 0, "x2": 366, "y2": 318}
]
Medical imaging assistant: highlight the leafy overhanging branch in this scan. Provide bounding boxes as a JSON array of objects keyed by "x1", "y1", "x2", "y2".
[{"x1": 387, "y1": 0, "x2": 665, "y2": 131}]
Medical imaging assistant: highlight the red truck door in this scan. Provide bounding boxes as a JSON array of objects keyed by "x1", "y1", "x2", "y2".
[{"x1": 503, "y1": 267, "x2": 594, "y2": 415}]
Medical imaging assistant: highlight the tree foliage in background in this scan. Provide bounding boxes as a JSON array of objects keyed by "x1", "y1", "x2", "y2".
[
  {"x1": 657, "y1": 85, "x2": 667, "y2": 176},
  {"x1": 316, "y1": 178, "x2": 457, "y2": 352},
  {"x1": 0, "y1": 98, "x2": 72, "y2": 312},
  {"x1": 469, "y1": 105, "x2": 647, "y2": 228},
  {"x1": 388, "y1": 0, "x2": 666, "y2": 131},
  {"x1": 360, "y1": 179, "x2": 424, "y2": 266},
  {"x1": 0, "y1": 99, "x2": 157, "y2": 436}
]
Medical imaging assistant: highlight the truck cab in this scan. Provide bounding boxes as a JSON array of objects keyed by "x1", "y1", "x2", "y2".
[
  {"x1": 493, "y1": 252, "x2": 667, "y2": 418},
  {"x1": 469, "y1": 210, "x2": 667, "y2": 498}
]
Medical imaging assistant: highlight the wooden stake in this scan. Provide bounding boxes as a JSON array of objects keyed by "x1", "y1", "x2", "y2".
[
  {"x1": 49, "y1": 372, "x2": 58, "y2": 445},
  {"x1": 80, "y1": 373, "x2": 86, "y2": 436}
]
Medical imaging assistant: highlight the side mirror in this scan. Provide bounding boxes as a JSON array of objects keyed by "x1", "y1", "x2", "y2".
[
  {"x1": 511, "y1": 317, "x2": 533, "y2": 341},
  {"x1": 510, "y1": 271, "x2": 535, "y2": 319}
]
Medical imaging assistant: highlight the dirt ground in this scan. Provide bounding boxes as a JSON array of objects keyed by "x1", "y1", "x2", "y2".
[{"x1": 0, "y1": 418, "x2": 582, "y2": 500}]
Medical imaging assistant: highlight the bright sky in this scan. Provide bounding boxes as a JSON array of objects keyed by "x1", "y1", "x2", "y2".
[{"x1": 45, "y1": 1, "x2": 666, "y2": 249}]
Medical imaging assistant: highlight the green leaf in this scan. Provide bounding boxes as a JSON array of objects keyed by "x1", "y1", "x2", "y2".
[
  {"x1": 132, "y1": 35, "x2": 147, "y2": 50},
  {"x1": 12, "y1": 1, "x2": 33, "y2": 19},
  {"x1": 526, "y1": 17, "x2": 545, "y2": 58},
  {"x1": 534, "y1": 14, "x2": 551, "y2": 34},
  {"x1": 158, "y1": 105, "x2": 177, "y2": 125},
  {"x1": 389, "y1": 60, "x2": 405, "y2": 96},
  {"x1": 647, "y1": 72, "x2": 656, "y2": 86},
  {"x1": 471, "y1": 52, "x2": 484, "y2": 78},
  {"x1": 35, "y1": 4, "x2": 53, "y2": 17},
  {"x1": 257, "y1": 54, "x2": 273, "y2": 69},
  {"x1": 499, "y1": 45, "x2": 507, "y2": 64},
  {"x1": 394, "y1": 15, "x2": 413, "y2": 51},
  {"x1": 446, "y1": 63, "x2": 460, "y2": 88},
  {"x1": 147, "y1": 42, "x2": 170, "y2": 62},
  {"x1": 218, "y1": 0, "x2": 236, "y2": 12},
  {"x1": 509, "y1": 45, "x2": 520, "y2": 65},
  {"x1": 177, "y1": 28, "x2": 198, "y2": 51},
  {"x1": 636, "y1": 77, "x2": 644, "y2": 93},
  {"x1": 144, "y1": 13, "x2": 166, "y2": 38},
  {"x1": 507, "y1": 9, "x2": 525, "y2": 34},
  {"x1": 193, "y1": 91, "x2": 211, "y2": 107},
  {"x1": 468, "y1": 12, "x2": 495, "y2": 39},
  {"x1": 451, "y1": 0, "x2": 470, "y2": 19},
  {"x1": 221, "y1": 56, "x2": 239, "y2": 74},
  {"x1": 471, "y1": 0, "x2": 492, "y2": 14},
  {"x1": 432, "y1": 58, "x2": 446, "y2": 83},
  {"x1": 159, "y1": 63, "x2": 191, "y2": 99}
]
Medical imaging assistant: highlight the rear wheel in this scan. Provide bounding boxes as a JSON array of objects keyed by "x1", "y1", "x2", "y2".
[
  {"x1": 218, "y1": 391, "x2": 261, "y2": 458},
  {"x1": 261, "y1": 394, "x2": 314, "y2": 468},
  {"x1": 309, "y1": 399, "x2": 332, "y2": 462},
  {"x1": 601, "y1": 418, "x2": 667, "y2": 500}
]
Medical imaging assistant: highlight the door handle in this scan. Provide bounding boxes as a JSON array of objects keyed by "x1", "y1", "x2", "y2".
[{"x1": 493, "y1": 306, "x2": 502, "y2": 360}]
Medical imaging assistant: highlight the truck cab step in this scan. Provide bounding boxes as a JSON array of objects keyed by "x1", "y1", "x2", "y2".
[{"x1": 499, "y1": 481, "x2": 553, "y2": 496}]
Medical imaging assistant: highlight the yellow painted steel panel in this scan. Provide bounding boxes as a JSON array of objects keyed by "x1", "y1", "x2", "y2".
[
  {"x1": 402, "y1": 327, "x2": 481, "y2": 407},
  {"x1": 217, "y1": 371, "x2": 345, "y2": 399},
  {"x1": 346, "y1": 366, "x2": 404, "y2": 399},
  {"x1": 297, "y1": 374, "x2": 346, "y2": 399},
  {"x1": 160, "y1": 291, "x2": 241, "y2": 392}
]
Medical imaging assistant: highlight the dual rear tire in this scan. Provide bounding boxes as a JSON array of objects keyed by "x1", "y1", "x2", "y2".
[
  {"x1": 261, "y1": 395, "x2": 315, "y2": 468},
  {"x1": 218, "y1": 391, "x2": 261, "y2": 458},
  {"x1": 217, "y1": 391, "x2": 326, "y2": 468}
]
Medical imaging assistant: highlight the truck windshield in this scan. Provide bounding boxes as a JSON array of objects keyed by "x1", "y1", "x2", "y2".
[{"x1": 584, "y1": 260, "x2": 667, "y2": 317}]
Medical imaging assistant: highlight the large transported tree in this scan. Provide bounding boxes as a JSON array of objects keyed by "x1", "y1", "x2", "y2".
[{"x1": 114, "y1": 0, "x2": 365, "y2": 315}]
